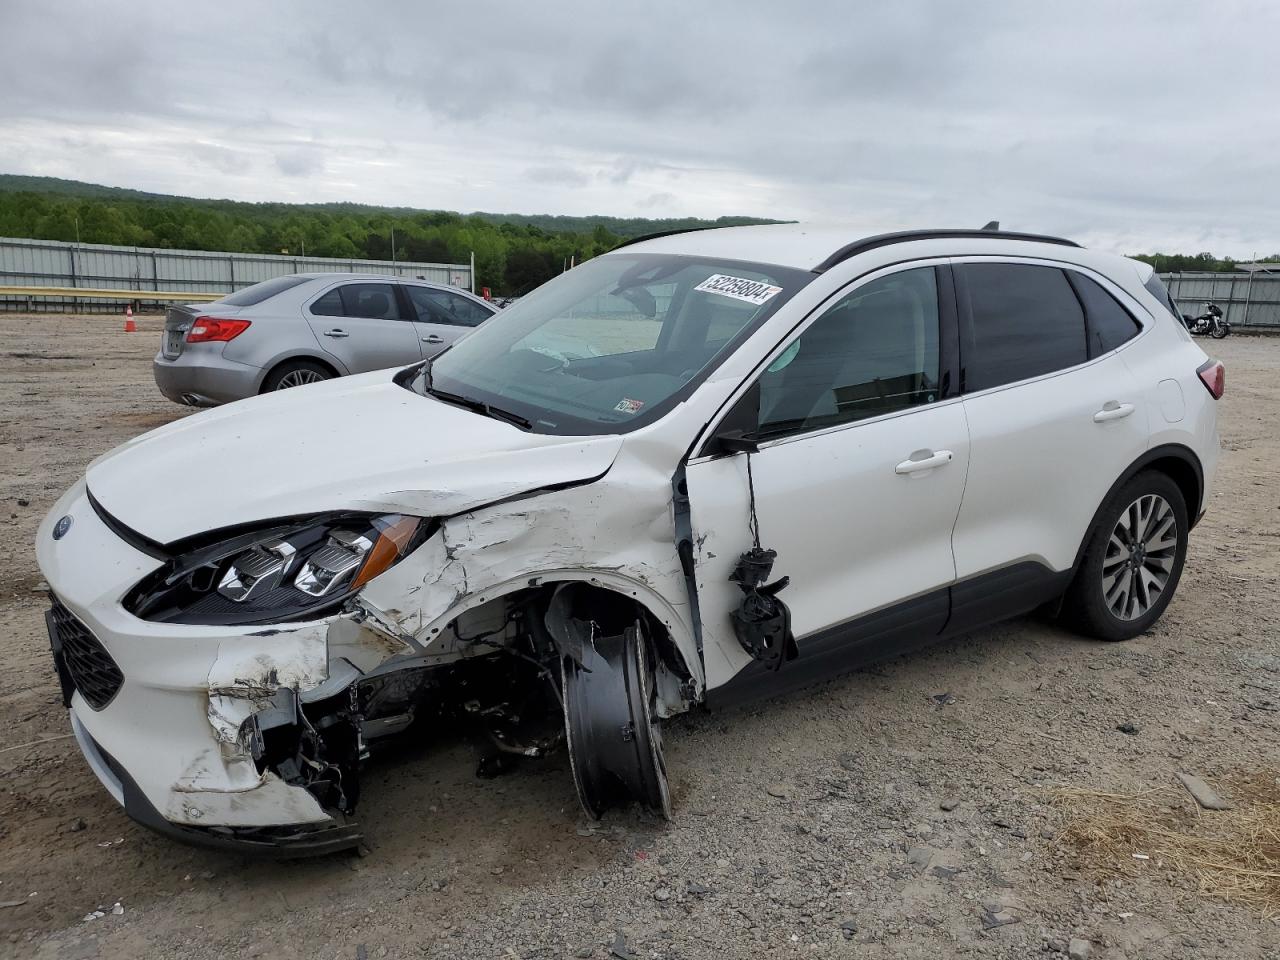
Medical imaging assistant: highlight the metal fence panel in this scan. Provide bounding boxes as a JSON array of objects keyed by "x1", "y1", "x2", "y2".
[
  {"x1": 1160, "y1": 271, "x2": 1280, "y2": 330},
  {"x1": 0, "y1": 236, "x2": 472, "y2": 311}
]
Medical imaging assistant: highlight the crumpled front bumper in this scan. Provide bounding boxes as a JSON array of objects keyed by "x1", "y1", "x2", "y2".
[
  {"x1": 36, "y1": 479, "x2": 362, "y2": 856},
  {"x1": 68, "y1": 710, "x2": 362, "y2": 857}
]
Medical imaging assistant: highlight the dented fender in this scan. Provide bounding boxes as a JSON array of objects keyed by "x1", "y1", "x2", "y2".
[{"x1": 351, "y1": 477, "x2": 704, "y2": 706}]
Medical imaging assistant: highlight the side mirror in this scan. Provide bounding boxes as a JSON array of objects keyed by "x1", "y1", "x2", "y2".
[{"x1": 715, "y1": 429, "x2": 760, "y2": 455}]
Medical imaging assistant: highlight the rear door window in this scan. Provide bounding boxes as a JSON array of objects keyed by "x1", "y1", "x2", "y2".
[
  {"x1": 406, "y1": 287, "x2": 494, "y2": 327},
  {"x1": 310, "y1": 283, "x2": 403, "y2": 320},
  {"x1": 961, "y1": 263, "x2": 1087, "y2": 392},
  {"x1": 1067, "y1": 272, "x2": 1142, "y2": 356}
]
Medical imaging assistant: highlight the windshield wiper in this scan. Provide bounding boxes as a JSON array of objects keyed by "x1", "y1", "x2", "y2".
[{"x1": 423, "y1": 383, "x2": 533, "y2": 430}]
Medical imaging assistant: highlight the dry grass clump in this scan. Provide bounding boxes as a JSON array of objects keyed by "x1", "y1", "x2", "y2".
[{"x1": 1054, "y1": 771, "x2": 1280, "y2": 916}]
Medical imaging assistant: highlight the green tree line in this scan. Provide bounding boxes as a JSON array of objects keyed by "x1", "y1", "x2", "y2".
[
  {"x1": 0, "y1": 176, "x2": 778, "y2": 295},
  {"x1": 1129, "y1": 251, "x2": 1279, "y2": 273}
]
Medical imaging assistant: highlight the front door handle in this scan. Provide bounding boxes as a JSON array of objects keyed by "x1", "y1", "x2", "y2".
[
  {"x1": 1093, "y1": 401, "x2": 1135, "y2": 423},
  {"x1": 895, "y1": 449, "x2": 953, "y2": 475},
  {"x1": 421, "y1": 334, "x2": 444, "y2": 344},
  {"x1": 322, "y1": 328, "x2": 349, "y2": 339}
]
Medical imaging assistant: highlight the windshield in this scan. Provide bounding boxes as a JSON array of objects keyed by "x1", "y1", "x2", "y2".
[{"x1": 414, "y1": 253, "x2": 812, "y2": 435}]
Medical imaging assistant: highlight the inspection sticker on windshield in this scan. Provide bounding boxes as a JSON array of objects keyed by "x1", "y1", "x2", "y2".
[
  {"x1": 694, "y1": 274, "x2": 783, "y2": 306},
  {"x1": 614, "y1": 398, "x2": 645, "y2": 415}
]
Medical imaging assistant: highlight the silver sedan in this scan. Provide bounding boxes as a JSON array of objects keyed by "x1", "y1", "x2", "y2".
[{"x1": 153, "y1": 273, "x2": 498, "y2": 406}]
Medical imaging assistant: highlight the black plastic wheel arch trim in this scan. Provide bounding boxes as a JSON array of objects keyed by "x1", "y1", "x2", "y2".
[{"x1": 1071, "y1": 444, "x2": 1205, "y2": 566}]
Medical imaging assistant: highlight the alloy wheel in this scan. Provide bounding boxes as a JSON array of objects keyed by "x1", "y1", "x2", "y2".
[
  {"x1": 1102, "y1": 493, "x2": 1178, "y2": 621},
  {"x1": 275, "y1": 369, "x2": 326, "y2": 389}
]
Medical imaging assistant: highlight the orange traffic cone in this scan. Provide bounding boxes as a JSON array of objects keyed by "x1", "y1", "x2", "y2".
[{"x1": 123, "y1": 305, "x2": 137, "y2": 333}]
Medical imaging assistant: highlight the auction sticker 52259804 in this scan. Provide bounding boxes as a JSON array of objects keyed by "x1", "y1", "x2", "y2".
[{"x1": 693, "y1": 274, "x2": 783, "y2": 306}]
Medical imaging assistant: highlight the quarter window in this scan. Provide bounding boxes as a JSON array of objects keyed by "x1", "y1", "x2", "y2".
[
  {"x1": 754, "y1": 266, "x2": 941, "y2": 437},
  {"x1": 962, "y1": 263, "x2": 1086, "y2": 391},
  {"x1": 1068, "y1": 273, "x2": 1141, "y2": 355},
  {"x1": 309, "y1": 283, "x2": 402, "y2": 320}
]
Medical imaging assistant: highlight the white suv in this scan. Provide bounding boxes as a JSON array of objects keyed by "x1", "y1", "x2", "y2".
[{"x1": 36, "y1": 225, "x2": 1222, "y2": 855}]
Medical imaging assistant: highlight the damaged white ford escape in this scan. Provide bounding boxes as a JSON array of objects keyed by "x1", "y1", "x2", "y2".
[{"x1": 37, "y1": 225, "x2": 1222, "y2": 855}]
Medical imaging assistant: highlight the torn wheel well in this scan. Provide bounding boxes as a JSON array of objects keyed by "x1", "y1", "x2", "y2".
[{"x1": 538, "y1": 581, "x2": 692, "y2": 688}]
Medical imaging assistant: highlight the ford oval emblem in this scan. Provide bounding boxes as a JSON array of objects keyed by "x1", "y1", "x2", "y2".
[{"x1": 53, "y1": 515, "x2": 73, "y2": 540}]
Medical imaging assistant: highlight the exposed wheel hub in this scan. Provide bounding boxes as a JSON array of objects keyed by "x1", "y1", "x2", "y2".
[{"x1": 561, "y1": 620, "x2": 672, "y2": 821}]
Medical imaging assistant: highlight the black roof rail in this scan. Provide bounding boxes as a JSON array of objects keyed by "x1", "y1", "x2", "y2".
[{"x1": 813, "y1": 229, "x2": 1080, "y2": 273}]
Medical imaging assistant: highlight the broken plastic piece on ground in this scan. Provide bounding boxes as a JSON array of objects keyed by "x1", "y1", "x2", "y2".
[
  {"x1": 1176, "y1": 772, "x2": 1233, "y2": 810},
  {"x1": 728, "y1": 547, "x2": 797, "y2": 671},
  {"x1": 562, "y1": 620, "x2": 671, "y2": 820}
]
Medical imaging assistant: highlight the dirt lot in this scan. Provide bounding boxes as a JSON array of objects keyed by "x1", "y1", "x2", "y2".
[{"x1": 1, "y1": 313, "x2": 1277, "y2": 960}]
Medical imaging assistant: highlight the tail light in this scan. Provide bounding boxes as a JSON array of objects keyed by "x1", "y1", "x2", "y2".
[
  {"x1": 1197, "y1": 358, "x2": 1225, "y2": 399},
  {"x1": 187, "y1": 317, "x2": 251, "y2": 343}
]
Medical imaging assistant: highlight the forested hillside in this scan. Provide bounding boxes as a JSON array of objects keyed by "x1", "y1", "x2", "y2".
[
  {"x1": 3, "y1": 176, "x2": 1271, "y2": 292},
  {"x1": 0, "y1": 176, "x2": 780, "y2": 294}
]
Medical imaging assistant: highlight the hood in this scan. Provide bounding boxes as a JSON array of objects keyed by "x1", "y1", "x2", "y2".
[{"x1": 87, "y1": 370, "x2": 623, "y2": 543}]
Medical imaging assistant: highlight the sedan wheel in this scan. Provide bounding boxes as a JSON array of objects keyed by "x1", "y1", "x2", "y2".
[
  {"x1": 275, "y1": 368, "x2": 327, "y2": 390},
  {"x1": 261, "y1": 360, "x2": 334, "y2": 393}
]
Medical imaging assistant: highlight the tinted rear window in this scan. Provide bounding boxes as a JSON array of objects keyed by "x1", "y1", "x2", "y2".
[
  {"x1": 962, "y1": 263, "x2": 1087, "y2": 392},
  {"x1": 1069, "y1": 273, "x2": 1141, "y2": 356},
  {"x1": 1143, "y1": 272, "x2": 1182, "y2": 320},
  {"x1": 221, "y1": 274, "x2": 311, "y2": 307}
]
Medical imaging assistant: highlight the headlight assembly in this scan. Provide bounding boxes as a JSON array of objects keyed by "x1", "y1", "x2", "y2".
[{"x1": 124, "y1": 513, "x2": 432, "y2": 625}]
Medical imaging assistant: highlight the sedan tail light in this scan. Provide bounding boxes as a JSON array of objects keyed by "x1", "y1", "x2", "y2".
[
  {"x1": 187, "y1": 317, "x2": 251, "y2": 343},
  {"x1": 1197, "y1": 358, "x2": 1225, "y2": 399}
]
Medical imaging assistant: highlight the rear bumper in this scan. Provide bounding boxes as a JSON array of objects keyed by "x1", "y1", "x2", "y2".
[{"x1": 153, "y1": 349, "x2": 263, "y2": 406}]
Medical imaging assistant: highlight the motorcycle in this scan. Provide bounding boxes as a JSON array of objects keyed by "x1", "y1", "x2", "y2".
[{"x1": 1182, "y1": 301, "x2": 1231, "y2": 339}]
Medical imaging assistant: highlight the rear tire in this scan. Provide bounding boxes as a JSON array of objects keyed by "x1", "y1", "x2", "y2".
[
  {"x1": 1063, "y1": 471, "x2": 1188, "y2": 641},
  {"x1": 261, "y1": 359, "x2": 333, "y2": 392}
]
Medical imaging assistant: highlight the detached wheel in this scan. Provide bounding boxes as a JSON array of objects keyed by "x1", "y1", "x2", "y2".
[
  {"x1": 262, "y1": 360, "x2": 333, "y2": 392},
  {"x1": 562, "y1": 621, "x2": 672, "y2": 820},
  {"x1": 1064, "y1": 471, "x2": 1188, "y2": 641}
]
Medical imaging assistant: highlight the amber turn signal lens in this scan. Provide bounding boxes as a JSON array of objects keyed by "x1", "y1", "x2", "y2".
[{"x1": 350, "y1": 516, "x2": 422, "y2": 590}]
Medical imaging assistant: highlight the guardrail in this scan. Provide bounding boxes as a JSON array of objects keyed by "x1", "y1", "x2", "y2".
[
  {"x1": 0, "y1": 285, "x2": 221, "y2": 302},
  {"x1": 0, "y1": 236, "x2": 474, "y2": 313}
]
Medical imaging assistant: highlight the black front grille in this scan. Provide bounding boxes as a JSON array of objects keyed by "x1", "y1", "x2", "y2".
[{"x1": 48, "y1": 597, "x2": 123, "y2": 710}]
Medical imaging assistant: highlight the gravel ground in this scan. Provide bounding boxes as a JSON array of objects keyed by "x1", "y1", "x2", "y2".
[{"x1": 1, "y1": 313, "x2": 1277, "y2": 960}]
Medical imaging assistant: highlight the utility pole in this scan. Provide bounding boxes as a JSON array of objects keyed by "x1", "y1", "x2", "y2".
[
  {"x1": 74, "y1": 216, "x2": 80, "y2": 244},
  {"x1": 470, "y1": 251, "x2": 475, "y2": 293},
  {"x1": 1243, "y1": 251, "x2": 1257, "y2": 327},
  {"x1": 390, "y1": 228, "x2": 396, "y2": 263}
]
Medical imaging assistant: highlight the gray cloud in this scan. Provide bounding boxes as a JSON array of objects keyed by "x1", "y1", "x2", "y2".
[{"x1": 1, "y1": 0, "x2": 1278, "y2": 254}]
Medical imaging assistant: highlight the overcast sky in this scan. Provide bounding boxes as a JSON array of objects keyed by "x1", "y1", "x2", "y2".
[{"x1": 2, "y1": 0, "x2": 1277, "y2": 256}]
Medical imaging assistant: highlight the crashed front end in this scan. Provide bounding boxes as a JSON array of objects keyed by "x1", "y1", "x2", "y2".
[{"x1": 36, "y1": 462, "x2": 699, "y2": 856}]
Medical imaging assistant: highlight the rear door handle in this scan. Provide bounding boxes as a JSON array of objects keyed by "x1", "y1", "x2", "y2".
[
  {"x1": 421, "y1": 334, "x2": 444, "y2": 344},
  {"x1": 322, "y1": 328, "x2": 349, "y2": 339},
  {"x1": 1093, "y1": 401, "x2": 1135, "y2": 422},
  {"x1": 895, "y1": 449, "x2": 953, "y2": 475}
]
